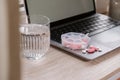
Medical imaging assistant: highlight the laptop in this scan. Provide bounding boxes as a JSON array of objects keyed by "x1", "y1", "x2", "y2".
[{"x1": 24, "y1": 0, "x2": 120, "y2": 60}]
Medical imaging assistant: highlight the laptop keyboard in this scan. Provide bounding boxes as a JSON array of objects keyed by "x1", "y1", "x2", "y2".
[{"x1": 51, "y1": 14, "x2": 120, "y2": 43}]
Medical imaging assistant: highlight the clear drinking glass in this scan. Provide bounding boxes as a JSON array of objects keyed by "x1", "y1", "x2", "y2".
[
  {"x1": 109, "y1": 0, "x2": 120, "y2": 20},
  {"x1": 19, "y1": 15, "x2": 50, "y2": 60}
]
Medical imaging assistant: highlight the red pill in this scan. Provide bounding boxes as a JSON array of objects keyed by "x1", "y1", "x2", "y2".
[{"x1": 87, "y1": 48, "x2": 96, "y2": 53}]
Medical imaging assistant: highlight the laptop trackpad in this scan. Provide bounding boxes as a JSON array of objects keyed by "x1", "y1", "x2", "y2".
[{"x1": 91, "y1": 26, "x2": 120, "y2": 49}]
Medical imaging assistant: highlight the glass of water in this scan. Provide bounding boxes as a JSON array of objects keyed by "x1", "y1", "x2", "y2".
[{"x1": 19, "y1": 15, "x2": 50, "y2": 60}]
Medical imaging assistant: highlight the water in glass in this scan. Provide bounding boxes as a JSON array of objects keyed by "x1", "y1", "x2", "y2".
[{"x1": 20, "y1": 24, "x2": 50, "y2": 60}]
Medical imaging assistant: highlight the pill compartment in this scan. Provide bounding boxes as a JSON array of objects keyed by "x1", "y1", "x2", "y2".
[{"x1": 61, "y1": 32, "x2": 91, "y2": 50}]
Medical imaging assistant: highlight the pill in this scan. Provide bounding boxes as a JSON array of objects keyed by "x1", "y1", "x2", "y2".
[
  {"x1": 89, "y1": 45, "x2": 101, "y2": 51},
  {"x1": 87, "y1": 48, "x2": 96, "y2": 53},
  {"x1": 98, "y1": 48, "x2": 102, "y2": 52},
  {"x1": 82, "y1": 50, "x2": 87, "y2": 54}
]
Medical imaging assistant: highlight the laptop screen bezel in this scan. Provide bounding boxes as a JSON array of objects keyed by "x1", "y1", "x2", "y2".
[{"x1": 24, "y1": 0, "x2": 96, "y2": 28}]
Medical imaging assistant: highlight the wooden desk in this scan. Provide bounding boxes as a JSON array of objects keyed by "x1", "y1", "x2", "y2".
[
  {"x1": 21, "y1": 46, "x2": 120, "y2": 80},
  {"x1": 102, "y1": 68, "x2": 120, "y2": 80}
]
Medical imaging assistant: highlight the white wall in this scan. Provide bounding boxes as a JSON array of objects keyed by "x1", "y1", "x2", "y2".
[{"x1": 95, "y1": 0, "x2": 110, "y2": 13}]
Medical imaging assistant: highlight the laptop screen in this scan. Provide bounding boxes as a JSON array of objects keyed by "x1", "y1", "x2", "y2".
[{"x1": 25, "y1": 0, "x2": 95, "y2": 22}]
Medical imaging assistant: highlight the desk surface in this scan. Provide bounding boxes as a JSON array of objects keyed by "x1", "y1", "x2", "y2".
[{"x1": 21, "y1": 46, "x2": 120, "y2": 80}]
